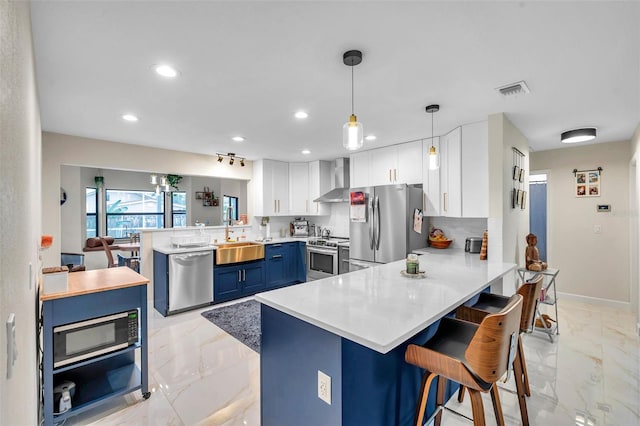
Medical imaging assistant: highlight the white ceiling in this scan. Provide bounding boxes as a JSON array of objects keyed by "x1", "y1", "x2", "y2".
[{"x1": 30, "y1": 1, "x2": 639, "y2": 162}]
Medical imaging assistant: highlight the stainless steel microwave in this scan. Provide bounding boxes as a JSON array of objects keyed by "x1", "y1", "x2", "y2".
[{"x1": 53, "y1": 310, "x2": 139, "y2": 368}]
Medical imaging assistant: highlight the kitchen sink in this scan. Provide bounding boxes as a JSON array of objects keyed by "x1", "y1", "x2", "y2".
[{"x1": 216, "y1": 242, "x2": 265, "y2": 265}]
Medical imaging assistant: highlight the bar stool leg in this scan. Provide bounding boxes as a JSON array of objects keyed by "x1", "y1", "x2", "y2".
[
  {"x1": 414, "y1": 372, "x2": 437, "y2": 426},
  {"x1": 468, "y1": 389, "x2": 487, "y2": 426},
  {"x1": 435, "y1": 377, "x2": 446, "y2": 426},
  {"x1": 457, "y1": 385, "x2": 466, "y2": 402},
  {"x1": 490, "y1": 385, "x2": 505, "y2": 426},
  {"x1": 513, "y1": 346, "x2": 530, "y2": 426},
  {"x1": 518, "y1": 336, "x2": 531, "y2": 397}
]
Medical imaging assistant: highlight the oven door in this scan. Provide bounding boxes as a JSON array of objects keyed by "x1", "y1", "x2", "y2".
[{"x1": 307, "y1": 246, "x2": 338, "y2": 280}]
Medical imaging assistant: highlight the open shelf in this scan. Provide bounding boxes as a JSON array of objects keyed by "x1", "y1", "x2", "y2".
[{"x1": 52, "y1": 361, "x2": 141, "y2": 422}]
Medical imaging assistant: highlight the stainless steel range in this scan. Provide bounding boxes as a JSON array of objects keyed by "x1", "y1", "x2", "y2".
[{"x1": 306, "y1": 237, "x2": 349, "y2": 280}]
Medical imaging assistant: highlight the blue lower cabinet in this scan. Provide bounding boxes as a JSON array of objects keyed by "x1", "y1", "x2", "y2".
[
  {"x1": 265, "y1": 242, "x2": 306, "y2": 289},
  {"x1": 214, "y1": 260, "x2": 265, "y2": 303}
]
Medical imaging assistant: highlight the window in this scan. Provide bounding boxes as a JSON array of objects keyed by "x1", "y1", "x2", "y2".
[
  {"x1": 86, "y1": 187, "x2": 97, "y2": 238},
  {"x1": 171, "y1": 192, "x2": 187, "y2": 228},
  {"x1": 223, "y1": 195, "x2": 238, "y2": 223},
  {"x1": 106, "y1": 189, "x2": 164, "y2": 238}
]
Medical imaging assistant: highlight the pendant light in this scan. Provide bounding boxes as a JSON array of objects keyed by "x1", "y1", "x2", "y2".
[
  {"x1": 342, "y1": 50, "x2": 363, "y2": 151},
  {"x1": 426, "y1": 104, "x2": 440, "y2": 170}
]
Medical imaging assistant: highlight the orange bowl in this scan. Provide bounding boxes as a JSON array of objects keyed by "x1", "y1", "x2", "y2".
[{"x1": 429, "y1": 238, "x2": 452, "y2": 249}]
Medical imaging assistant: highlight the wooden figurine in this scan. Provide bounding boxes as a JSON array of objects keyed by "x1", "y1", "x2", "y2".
[{"x1": 525, "y1": 233, "x2": 547, "y2": 271}]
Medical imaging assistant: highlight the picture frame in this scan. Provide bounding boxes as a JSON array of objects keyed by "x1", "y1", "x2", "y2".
[
  {"x1": 512, "y1": 165, "x2": 520, "y2": 181},
  {"x1": 195, "y1": 191, "x2": 204, "y2": 200},
  {"x1": 520, "y1": 190, "x2": 527, "y2": 209},
  {"x1": 519, "y1": 168, "x2": 525, "y2": 183},
  {"x1": 512, "y1": 188, "x2": 518, "y2": 209},
  {"x1": 576, "y1": 169, "x2": 600, "y2": 197},
  {"x1": 517, "y1": 189, "x2": 523, "y2": 206}
]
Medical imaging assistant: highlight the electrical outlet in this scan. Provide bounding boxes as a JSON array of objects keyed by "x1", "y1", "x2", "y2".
[{"x1": 318, "y1": 370, "x2": 331, "y2": 405}]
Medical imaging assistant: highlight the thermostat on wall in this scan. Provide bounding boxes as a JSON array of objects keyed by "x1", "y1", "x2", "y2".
[{"x1": 597, "y1": 204, "x2": 611, "y2": 212}]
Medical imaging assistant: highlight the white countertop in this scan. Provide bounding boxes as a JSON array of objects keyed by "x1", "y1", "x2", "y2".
[
  {"x1": 153, "y1": 237, "x2": 308, "y2": 255},
  {"x1": 255, "y1": 251, "x2": 516, "y2": 354}
]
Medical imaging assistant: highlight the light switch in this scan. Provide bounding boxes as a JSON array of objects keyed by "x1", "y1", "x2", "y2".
[{"x1": 593, "y1": 225, "x2": 601, "y2": 234}]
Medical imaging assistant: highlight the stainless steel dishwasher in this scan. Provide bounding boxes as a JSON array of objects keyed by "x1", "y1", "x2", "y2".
[{"x1": 168, "y1": 250, "x2": 214, "y2": 313}]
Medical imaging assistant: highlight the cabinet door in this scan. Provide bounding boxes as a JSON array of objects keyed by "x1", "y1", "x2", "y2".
[
  {"x1": 242, "y1": 262, "x2": 266, "y2": 294},
  {"x1": 214, "y1": 265, "x2": 242, "y2": 302},
  {"x1": 461, "y1": 121, "x2": 489, "y2": 217},
  {"x1": 289, "y1": 162, "x2": 310, "y2": 215},
  {"x1": 265, "y1": 244, "x2": 287, "y2": 288},
  {"x1": 370, "y1": 146, "x2": 396, "y2": 186},
  {"x1": 422, "y1": 137, "x2": 441, "y2": 216},
  {"x1": 350, "y1": 151, "x2": 370, "y2": 188},
  {"x1": 443, "y1": 126, "x2": 462, "y2": 217},
  {"x1": 308, "y1": 160, "x2": 331, "y2": 215},
  {"x1": 396, "y1": 141, "x2": 422, "y2": 184},
  {"x1": 270, "y1": 161, "x2": 289, "y2": 215}
]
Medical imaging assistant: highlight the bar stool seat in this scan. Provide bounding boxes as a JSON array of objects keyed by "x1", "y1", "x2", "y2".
[
  {"x1": 456, "y1": 275, "x2": 544, "y2": 426},
  {"x1": 405, "y1": 294, "x2": 523, "y2": 426}
]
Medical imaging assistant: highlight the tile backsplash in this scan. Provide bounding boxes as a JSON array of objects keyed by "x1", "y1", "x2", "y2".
[{"x1": 427, "y1": 217, "x2": 487, "y2": 250}]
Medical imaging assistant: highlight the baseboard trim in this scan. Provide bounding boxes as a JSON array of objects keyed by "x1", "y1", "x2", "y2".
[{"x1": 557, "y1": 291, "x2": 632, "y2": 310}]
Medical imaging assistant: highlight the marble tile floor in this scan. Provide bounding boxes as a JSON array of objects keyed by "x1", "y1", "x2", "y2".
[{"x1": 64, "y1": 298, "x2": 639, "y2": 426}]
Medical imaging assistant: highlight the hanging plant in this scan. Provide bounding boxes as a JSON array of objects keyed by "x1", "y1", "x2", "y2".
[{"x1": 166, "y1": 174, "x2": 183, "y2": 190}]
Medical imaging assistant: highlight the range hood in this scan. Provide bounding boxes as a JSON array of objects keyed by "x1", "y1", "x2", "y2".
[{"x1": 314, "y1": 158, "x2": 350, "y2": 203}]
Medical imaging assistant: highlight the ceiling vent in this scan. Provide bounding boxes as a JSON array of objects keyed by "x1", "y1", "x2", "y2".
[{"x1": 495, "y1": 80, "x2": 530, "y2": 97}]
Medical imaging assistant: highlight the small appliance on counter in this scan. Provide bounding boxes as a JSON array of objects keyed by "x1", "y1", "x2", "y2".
[
  {"x1": 465, "y1": 237, "x2": 483, "y2": 253},
  {"x1": 291, "y1": 218, "x2": 310, "y2": 237}
]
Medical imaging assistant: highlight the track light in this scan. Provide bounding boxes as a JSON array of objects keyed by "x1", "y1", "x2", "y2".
[{"x1": 215, "y1": 152, "x2": 246, "y2": 167}]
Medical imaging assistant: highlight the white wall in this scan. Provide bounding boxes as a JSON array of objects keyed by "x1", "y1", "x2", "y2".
[
  {"x1": 0, "y1": 1, "x2": 41, "y2": 423},
  {"x1": 531, "y1": 141, "x2": 632, "y2": 304},
  {"x1": 632, "y1": 124, "x2": 640, "y2": 329},
  {"x1": 42, "y1": 132, "x2": 253, "y2": 267},
  {"x1": 487, "y1": 113, "x2": 530, "y2": 295}
]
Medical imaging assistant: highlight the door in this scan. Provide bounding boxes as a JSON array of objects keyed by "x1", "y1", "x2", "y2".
[
  {"x1": 348, "y1": 186, "x2": 374, "y2": 262},
  {"x1": 214, "y1": 265, "x2": 243, "y2": 302},
  {"x1": 289, "y1": 162, "x2": 309, "y2": 214},
  {"x1": 529, "y1": 174, "x2": 548, "y2": 262},
  {"x1": 242, "y1": 262, "x2": 266, "y2": 294},
  {"x1": 374, "y1": 185, "x2": 408, "y2": 263}
]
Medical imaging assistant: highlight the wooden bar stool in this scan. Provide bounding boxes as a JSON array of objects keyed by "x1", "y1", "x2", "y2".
[
  {"x1": 405, "y1": 294, "x2": 523, "y2": 426},
  {"x1": 455, "y1": 275, "x2": 543, "y2": 426}
]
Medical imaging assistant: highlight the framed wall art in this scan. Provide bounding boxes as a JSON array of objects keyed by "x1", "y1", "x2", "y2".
[{"x1": 574, "y1": 167, "x2": 602, "y2": 197}]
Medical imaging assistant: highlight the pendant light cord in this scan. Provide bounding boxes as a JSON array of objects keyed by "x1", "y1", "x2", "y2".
[
  {"x1": 430, "y1": 111, "x2": 434, "y2": 148},
  {"x1": 351, "y1": 65, "x2": 355, "y2": 115}
]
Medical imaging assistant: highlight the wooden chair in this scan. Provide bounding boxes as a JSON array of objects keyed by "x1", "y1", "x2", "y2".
[
  {"x1": 99, "y1": 237, "x2": 118, "y2": 268},
  {"x1": 405, "y1": 294, "x2": 523, "y2": 426},
  {"x1": 455, "y1": 275, "x2": 544, "y2": 425}
]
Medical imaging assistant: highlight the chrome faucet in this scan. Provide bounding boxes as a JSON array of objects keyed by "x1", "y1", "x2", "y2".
[{"x1": 225, "y1": 206, "x2": 234, "y2": 241}]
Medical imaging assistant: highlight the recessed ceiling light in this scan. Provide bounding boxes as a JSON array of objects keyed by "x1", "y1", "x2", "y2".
[
  {"x1": 232, "y1": 136, "x2": 245, "y2": 142},
  {"x1": 122, "y1": 114, "x2": 139, "y2": 122},
  {"x1": 365, "y1": 135, "x2": 376, "y2": 141},
  {"x1": 155, "y1": 65, "x2": 178, "y2": 78},
  {"x1": 561, "y1": 128, "x2": 597, "y2": 143},
  {"x1": 294, "y1": 111, "x2": 309, "y2": 119},
  {"x1": 301, "y1": 149, "x2": 311, "y2": 155}
]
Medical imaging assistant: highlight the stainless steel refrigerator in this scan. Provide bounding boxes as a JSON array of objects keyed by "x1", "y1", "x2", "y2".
[{"x1": 349, "y1": 184, "x2": 425, "y2": 268}]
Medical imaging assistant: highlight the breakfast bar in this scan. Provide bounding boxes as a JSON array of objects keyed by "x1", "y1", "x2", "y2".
[{"x1": 256, "y1": 250, "x2": 516, "y2": 426}]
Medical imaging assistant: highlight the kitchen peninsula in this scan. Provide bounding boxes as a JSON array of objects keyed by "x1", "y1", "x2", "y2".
[{"x1": 256, "y1": 250, "x2": 516, "y2": 426}]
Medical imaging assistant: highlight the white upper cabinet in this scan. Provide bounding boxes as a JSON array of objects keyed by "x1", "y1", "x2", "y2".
[
  {"x1": 288, "y1": 160, "x2": 331, "y2": 216},
  {"x1": 428, "y1": 121, "x2": 488, "y2": 218},
  {"x1": 350, "y1": 151, "x2": 370, "y2": 188},
  {"x1": 289, "y1": 162, "x2": 309, "y2": 215},
  {"x1": 253, "y1": 159, "x2": 289, "y2": 216},
  {"x1": 351, "y1": 141, "x2": 422, "y2": 187},
  {"x1": 308, "y1": 160, "x2": 331, "y2": 216},
  {"x1": 460, "y1": 121, "x2": 488, "y2": 217},
  {"x1": 442, "y1": 126, "x2": 462, "y2": 217},
  {"x1": 422, "y1": 137, "x2": 441, "y2": 216}
]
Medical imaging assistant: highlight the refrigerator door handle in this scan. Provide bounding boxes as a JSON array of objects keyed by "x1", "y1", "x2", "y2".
[
  {"x1": 369, "y1": 196, "x2": 375, "y2": 250},
  {"x1": 374, "y1": 195, "x2": 381, "y2": 250}
]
